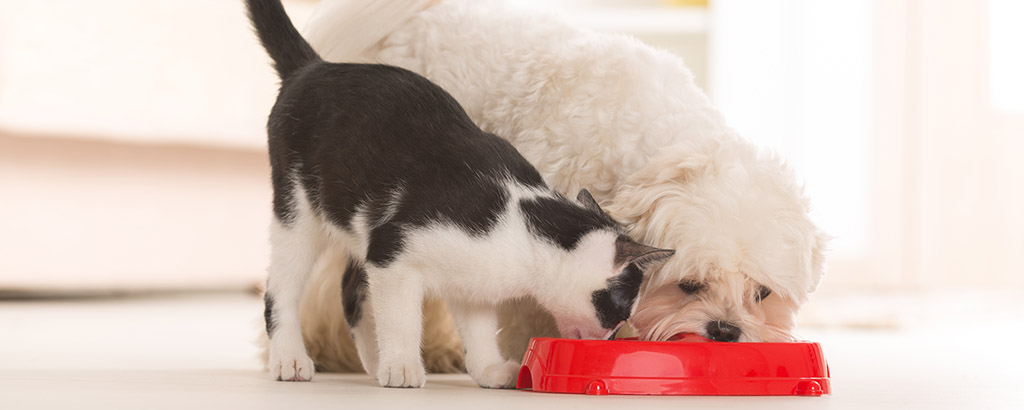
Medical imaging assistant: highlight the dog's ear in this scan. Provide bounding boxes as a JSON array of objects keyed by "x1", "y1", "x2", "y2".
[
  {"x1": 807, "y1": 230, "x2": 831, "y2": 292},
  {"x1": 614, "y1": 235, "x2": 675, "y2": 268},
  {"x1": 577, "y1": 188, "x2": 602, "y2": 213}
]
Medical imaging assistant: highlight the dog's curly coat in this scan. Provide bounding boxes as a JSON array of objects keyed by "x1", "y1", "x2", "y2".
[{"x1": 258, "y1": 0, "x2": 828, "y2": 373}]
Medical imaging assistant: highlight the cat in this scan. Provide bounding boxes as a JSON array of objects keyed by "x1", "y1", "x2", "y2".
[{"x1": 246, "y1": 0, "x2": 674, "y2": 388}]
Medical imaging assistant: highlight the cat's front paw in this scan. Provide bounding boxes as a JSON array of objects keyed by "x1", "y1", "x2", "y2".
[
  {"x1": 472, "y1": 360, "x2": 520, "y2": 389},
  {"x1": 268, "y1": 348, "x2": 315, "y2": 382},
  {"x1": 376, "y1": 358, "x2": 426, "y2": 388}
]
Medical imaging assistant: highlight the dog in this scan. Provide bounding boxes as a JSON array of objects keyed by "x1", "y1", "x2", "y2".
[{"x1": 258, "y1": 0, "x2": 828, "y2": 373}]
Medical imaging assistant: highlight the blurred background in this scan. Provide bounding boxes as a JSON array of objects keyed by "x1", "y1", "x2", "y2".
[{"x1": 1, "y1": 0, "x2": 1022, "y2": 329}]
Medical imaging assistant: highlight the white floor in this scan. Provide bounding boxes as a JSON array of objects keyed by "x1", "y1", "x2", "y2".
[{"x1": 1, "y1": 293, "x2": 1022, "y2": 409}]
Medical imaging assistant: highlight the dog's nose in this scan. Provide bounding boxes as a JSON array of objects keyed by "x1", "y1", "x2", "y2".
[{"x1": 705, "y1": 321, "x2": 742, "y2": 342}]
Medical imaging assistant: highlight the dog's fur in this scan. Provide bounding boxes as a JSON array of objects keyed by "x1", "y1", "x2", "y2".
[{"x1": 260, "y1": 0, "x2": 827, "y2": 372}]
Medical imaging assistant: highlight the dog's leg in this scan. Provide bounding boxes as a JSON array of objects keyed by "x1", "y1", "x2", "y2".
[
  {"x1": 297, "y1": 249, "x2": 365, "y2": 372},
  {"x1": 366, "y1": 263, "x2": 425, "y2": 388},
  {"x1": 421, "y1": 298, "x2": 467, "y2": 373},
  {"x1": 497, "y1": 297, "x2": 560, "y2": 361},
  {"x1": 350, "y1": 300, "x2": 380, "y2": 376},
  {"x1": 265, "y1": 216, "x2": 326, "y2": 381},
  {"x1": 449, "y1": 302, "x2": 519, "y2": 389}
]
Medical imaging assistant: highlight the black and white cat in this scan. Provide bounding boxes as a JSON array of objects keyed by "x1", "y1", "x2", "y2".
[{"x1": 247, "y1": 0, "x2": 674, "y2": 389}]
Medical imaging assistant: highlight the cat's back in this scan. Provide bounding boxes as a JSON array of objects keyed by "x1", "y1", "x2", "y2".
[
  {"x1": 273, "y1": 62, "x2": 473, "y2": 142},
  {"x1": 267, "y1": 60, "x2": 547, "y2": 230}
]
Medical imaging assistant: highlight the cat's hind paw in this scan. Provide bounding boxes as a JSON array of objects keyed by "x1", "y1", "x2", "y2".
[
  {"x1": 377, "y1": 359, "x2": 426, "y2": 388},
  {"x1": 472, "y1": 360, "x2": 520, "y2": 389}
]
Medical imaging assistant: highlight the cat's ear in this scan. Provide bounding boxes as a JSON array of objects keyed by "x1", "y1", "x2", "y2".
[
  {"x1": 614, "y1": 235, "x2": 675, "y2": 267},
  {"x1": 577, "y1": 188, "x2": 602, "y2": 213}
]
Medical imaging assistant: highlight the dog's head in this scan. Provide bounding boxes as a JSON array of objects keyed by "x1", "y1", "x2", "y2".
[{"x1": 605, "y1": 143, "x2": 828, "y2": 342}]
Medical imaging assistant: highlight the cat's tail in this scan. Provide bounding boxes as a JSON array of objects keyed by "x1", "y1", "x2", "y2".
[
  {"x1": 245, "y1": 0, "x2": 322, "y2": 79},
  {"x1": 302, "y1": 0, "x2": 437, "y2": 63}
]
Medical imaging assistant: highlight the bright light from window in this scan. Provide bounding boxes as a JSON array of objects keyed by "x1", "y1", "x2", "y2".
[
  {"x1": 711, "y1": 0, "x2": 871, "y2": 258},
  {"x1": 990, "y1": 0, "x2": 1024, "y2": 113}
]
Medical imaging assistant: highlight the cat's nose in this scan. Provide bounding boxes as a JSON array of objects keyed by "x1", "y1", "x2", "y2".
[{"x1": 705, "y1": 321, "x2": 741, "y2": 342}]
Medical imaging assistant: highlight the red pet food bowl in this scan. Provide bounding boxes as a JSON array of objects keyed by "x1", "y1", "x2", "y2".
[{"x1": 516, "y1": 333, "x2": 830, "y2": 396}]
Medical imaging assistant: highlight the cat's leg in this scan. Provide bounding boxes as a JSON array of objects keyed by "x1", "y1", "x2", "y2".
[
  {"x1": 340, "y1": 257, "x2": 380, "y2": 375},
  {"x1": 448, "y1": 302, "x2": 520, "y2": 389},
  {"x1": 265, "y1": 216, "x2": 326, "y2": 382},
  {"x1": 366, "y1": 263, "x2": 426, "y2": 387}
]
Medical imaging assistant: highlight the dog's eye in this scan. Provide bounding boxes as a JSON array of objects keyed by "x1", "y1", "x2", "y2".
[
  {"x1": 756, "y1": 286, "x2": 772, "y2": 302},
  {"x1": 678, "y1": 280, "x2": 706, "y2": 294}
]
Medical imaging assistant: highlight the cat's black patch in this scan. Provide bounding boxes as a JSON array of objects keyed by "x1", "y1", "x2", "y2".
[
  {"x1": 264, "y1": 293, "x2": 277, "y2": 336},
  {"x1": 265, "y1": 62, "x2": 546, "y2": 266},
  {"x1": 341, "y1": 259, "x2": 368, "y2": 327},
  {"x1": 591, "y1": 263, "x2": 644, "y2": 329},
  {"x1": 364, "y1": 223, "x2": 403, "y2": 268},
  {"x1": 520, "y1": 196, "x2": 617, "y2": 251}
]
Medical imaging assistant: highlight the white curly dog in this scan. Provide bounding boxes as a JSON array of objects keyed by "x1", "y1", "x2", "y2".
[{"x1": 260, "y1": 0, "x2": 828, "y2": 376}]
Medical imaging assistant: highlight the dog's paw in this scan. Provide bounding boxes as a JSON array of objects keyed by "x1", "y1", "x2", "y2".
[
  {"x1": 471, "y1": 360, "x2": 520, "y2": 389},
  {"x1": 269, "y1": 349, "x2": 315, "y2": 382},
  {"x1": 376, "y1": 358, "x2": 426, "y2": 388}
]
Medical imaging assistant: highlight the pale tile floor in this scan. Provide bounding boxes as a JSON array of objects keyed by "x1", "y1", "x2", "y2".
[{"x1": 1, "y1": 293, "x2": 1022, "y2": 409}]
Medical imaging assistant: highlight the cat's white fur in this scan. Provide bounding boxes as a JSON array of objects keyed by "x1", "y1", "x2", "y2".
[
  {"x1": 270, "y1": 0, "x2": 828, "y2": 372},
  {"x1": 266, "y1": 178, "x2": 628, "y2": 387},
  {"x1": 265, "y1": 185, "x2": 326, "y2": 382}
]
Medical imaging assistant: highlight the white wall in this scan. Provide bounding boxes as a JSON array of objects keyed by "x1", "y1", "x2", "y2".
[
  {"x1": 709, "y1": 0, "x2": 872, "y2": 262},
  {"x1": 0, "y1": 134, "x2": 271, "y2": 293},
  {"x1": 0, "y1": 0, "x2": 320, "y2": 292},
  {"x1": 0, "y1": 0, "x2": 316, "y2": 150}
]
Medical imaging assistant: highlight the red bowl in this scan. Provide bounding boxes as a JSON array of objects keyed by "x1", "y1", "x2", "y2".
[{"x1": 516, "y1": 334, "x2": 830, "y2": 396}]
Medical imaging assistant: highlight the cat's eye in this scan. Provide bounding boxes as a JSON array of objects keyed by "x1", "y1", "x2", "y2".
[
  {"x1": 678, "y1": 280, "x2": 706, "y2": 295},
  {"x1": 756, "y1": 286, "x2": 772, "y2": 302}
]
